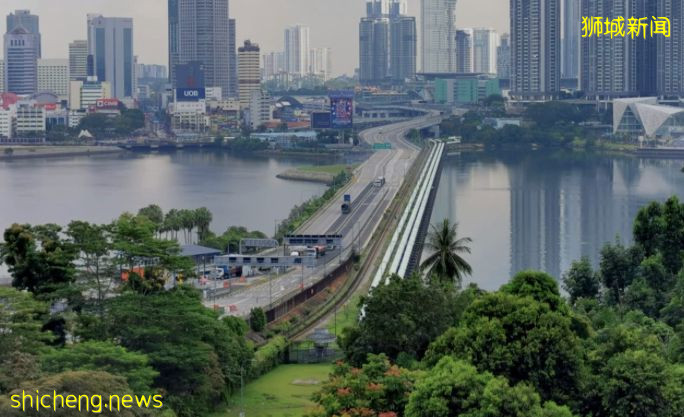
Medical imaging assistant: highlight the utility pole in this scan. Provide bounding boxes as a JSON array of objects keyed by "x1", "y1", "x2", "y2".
[
  {"x1": 240, "y1": 366, "x2": 245, "y2": 417},
  {"x1": 270, "y1": 268, "x2": 279, "y2": 308}
]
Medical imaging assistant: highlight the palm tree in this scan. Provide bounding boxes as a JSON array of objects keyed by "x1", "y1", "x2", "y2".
[
  {"x1": 194, "y1": 207, "x2": 213, "y2": 242},
  {"x1": 420, "y1": 219, "x2": 472, "y2": 288}
]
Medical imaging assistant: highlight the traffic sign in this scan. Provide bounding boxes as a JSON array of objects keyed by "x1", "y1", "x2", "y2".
[{"x1": 373, "y1": 143, "x2": 392, "y2": 150}]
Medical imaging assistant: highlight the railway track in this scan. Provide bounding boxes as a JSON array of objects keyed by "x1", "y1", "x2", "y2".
[{"x1": 288, "y1": 145, "x2": 431, "y2": 340}]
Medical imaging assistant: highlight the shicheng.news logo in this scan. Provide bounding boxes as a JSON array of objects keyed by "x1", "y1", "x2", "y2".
[{"x1": 10, "y1": 390, "x2": 164, "y2": 414}]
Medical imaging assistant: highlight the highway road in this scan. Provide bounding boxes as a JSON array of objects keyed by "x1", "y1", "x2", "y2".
[{"x1": 204, "y1": 111, "x2": 443, "y2": 315}]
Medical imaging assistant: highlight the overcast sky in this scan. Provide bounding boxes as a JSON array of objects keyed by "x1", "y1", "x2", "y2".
[{"x1": 2, "y1": 0, "x2": 509, "y2": 76}]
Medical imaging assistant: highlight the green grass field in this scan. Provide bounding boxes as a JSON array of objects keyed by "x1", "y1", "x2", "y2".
[
  {"x1": 327, "y1": 295, "x2": 361, "y2": 338},
  {"x1": 210, "y1": 364, "x2": 332, "y2": 417},
  {"x1": 297, "y1": 164, "x2": 351, "y2": 176}
]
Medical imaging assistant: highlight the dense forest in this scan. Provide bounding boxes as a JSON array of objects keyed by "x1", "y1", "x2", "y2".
[
  {"x1": 2, "y1": 194, "x2": 684, "y2": 417},
  {"x1": 0, "y1": 206, "x2": 263, "y2": 417},
  {"x1": 309, "y1": 196, "x2": 684, "y2": 417}
]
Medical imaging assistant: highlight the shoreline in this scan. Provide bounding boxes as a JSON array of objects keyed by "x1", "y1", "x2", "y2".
[
  {"x1": 276, "y1": 169, "x2": 335, "y2": 185},
  {"x1": 0, "y1": 146, "x2": 126, "y2": 161}
]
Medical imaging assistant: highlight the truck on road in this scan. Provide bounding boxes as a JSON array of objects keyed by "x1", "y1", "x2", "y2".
[
  {"x1": 341, "y1": 194, "x2": 352, "y2": 214},
  {"x1": 374, "y1": 176, "x2": 386, "y2": 187}
]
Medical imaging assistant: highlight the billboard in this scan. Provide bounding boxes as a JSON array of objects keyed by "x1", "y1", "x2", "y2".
[
  {"x1": 95, "y1": 98, "x2": 120, "y2": 110},
  {"x1": 174, "y1": 61, "x2": 205, "y2": 89},
  {"x1": 311, "y1": 111, "x2": 332, "y2": 129},
  {"x1": 176, "y1": 88, "x2": 206, "y2": 102},
  {"x1": 330, "y1": 91, "x2": 354, "y2": 129}
]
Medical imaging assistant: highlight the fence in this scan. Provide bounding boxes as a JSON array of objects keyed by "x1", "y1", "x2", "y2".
[{"x1": 264, "y1": 255, "x2": 354, "y2": 323}]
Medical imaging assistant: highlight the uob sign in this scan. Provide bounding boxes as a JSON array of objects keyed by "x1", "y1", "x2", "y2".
[{"x1": 176, "y1": 88, "x2": 206, "y2": 102}]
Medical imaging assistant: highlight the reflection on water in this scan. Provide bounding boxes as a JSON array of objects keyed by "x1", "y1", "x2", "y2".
[
  {"x1": 0, "y1": 151, "x2": 326, "y2": 235},
  {"x1": 430, "y1": 150, "x2": 684, "y2": 290}
]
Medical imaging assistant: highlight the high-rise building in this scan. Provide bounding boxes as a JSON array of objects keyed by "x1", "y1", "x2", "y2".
[
  {"x1": 359, "y1": 16, "x2": 389, "y2": 84},
  {"x1": 309, "y1": 47, "x2": 333, "y2": 80},
  {"x1": 168, "y1": 0, "x2": 231, "y2": 98},
  {"x1": 228, "y1": 18, "x2": 238, "y2": 98},
  {"x1": 37, "y1": 59, "x2": 69, "y2": 100},
  {"x1": 0, "y1": 60, "x2": 4, "y2": 92},
  {"x1": 69, "y1": 40, "x2": 88, "y2": 81},
  {"x1": 7, "y1": 10, "x2": 40, "y2": 58},
  {"x1": 472, "y1": 28, "x2": 499, "y2": 74},
  {"x1": 87, "y1": 14, "x2": 134, "y2": 98},
  {"x1": 4, "y1": 27, "x2": 39, "y2": 95},
  {"x1": 497, "y1": 33, "x2": 511, "y2": 79},
  {"x1": 580, "y1": 0, "x2": 638, "y2": 99},
  {"x1": 360, "y1": 0, "x2": 415, "y2": 84},
  {"x1": 238, "y1": 40, "x2": 261, "y2": 108},
  {"x1": 263, "y1": 52, "x2": 286, "y2": 80},
  {"x1": 390, "y1": 15, "x2": 417, "y2": 81},
  {"x1": 136, "y1": 64, "x2": 168, "y2": 80},
  {"x1": 636, "y1": 0, "x2": 658, "y2": 96},
  {"x1": 563, "y1": 0, "x2": 580, "y2": 79},
  {"x1": 656, "y1": 0, "x2": 684, "y2": 97},
  {"x1": 284, "y1": 25, "x2": 310, "y2": 77},
  {"x1": 510, "y1": 0, "x2": 560, "y2": 101},
  {"x1": 421, "y1": 0, "x2": 458, "y2": 73},
  {"x1": 455, "y1": 29, "x2": 473, "y2": 73}
]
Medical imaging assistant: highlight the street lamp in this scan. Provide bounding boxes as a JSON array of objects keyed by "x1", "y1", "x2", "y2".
[{"x1": 227, "y1": 359, "x2": 257, "y2": 417}]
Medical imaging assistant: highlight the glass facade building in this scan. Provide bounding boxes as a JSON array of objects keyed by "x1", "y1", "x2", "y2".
[{"x1": 87, "y1": 15, "x2": 134, "y2": 98}]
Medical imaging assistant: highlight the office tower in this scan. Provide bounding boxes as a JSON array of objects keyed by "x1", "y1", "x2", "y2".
[
  {"x1": 69, "y1": 40, "x2": 88, "y2": 81},
  {"x1": 497, "y1": 33, "x2": 511, "y2": 79},
  {"x1": 360, "y1": 0, "x2": 416, "y2": 84},
  {"x1": 284, "y1": 25, "x2": 310, "y2": 77},
  {"x1": 455, "y1": 29, "x2": 473, "y2": 73},
  {"x1": 0, "y1": 60, "x2": 4, "y2": 92},
  {"x1": 421, "y1": 0, "x2": 458, "y2": 73},
  {"x1": 168, "y1": 0, "x2": 231, "y2": 97},
  {"x1": 309, "y1": 47, "x2": 333, "y2": 80},
  {"x1": 510, "y1": 0, "x2": 560, "y2": 100},
  {"x1": 472, "y1": 28, "x2": 499, "y2": 74},
  {"x1": 636, "y1": 0, "x2": 658, "y2": 95},
  {"x1": 390, "y1": 15, "x2": 417, "y2": 81},
  {"x1": 263, "y1": 52, "x2": 286, "y2": 79},
  {"x1": 656, "y1": 0, "x2": 684, "y2": 97},
  {"x1": 563, "y1": 0, "x2": 580, "y2": 78},
  {"x1": 580, "y1": 0, "x2": 638, "y2": 99},
  {"x1": 238, "y1": 40, "x2": 261, "y2": 108},
  {"x1": 228, "y1": 18, "x2": 238, "y2": 98},
  {"x1": 4, "y1": 27, "x2": 39, "y2": 95},
  {"x1": 359, "y1": 16, "x2": 389, "y2": 84},
  {"x1": 87, "y1": 14, "x2": 134, "y2": 98},
  {"x1": 7, "y1": 10, "x2": 40, "y2": 58},
  {"x1": 37, "y1": 59, "x2": 69, "y2": 99}
]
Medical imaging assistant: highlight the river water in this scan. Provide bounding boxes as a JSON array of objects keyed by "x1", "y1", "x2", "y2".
[
  {"x1": 429, "y1": 150, "x2": 684, "y2": 290},
  {"x1": 0, "y1": 151, "x2": 326, "y2": 236},
  {"x1": 5, "y1": 149, "x2": 684, "y2": 291}
]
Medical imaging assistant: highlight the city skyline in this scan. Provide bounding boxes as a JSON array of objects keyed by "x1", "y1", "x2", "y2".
[{"x1": 0, "y1": 0, "x2": 509, "y2": 76}]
